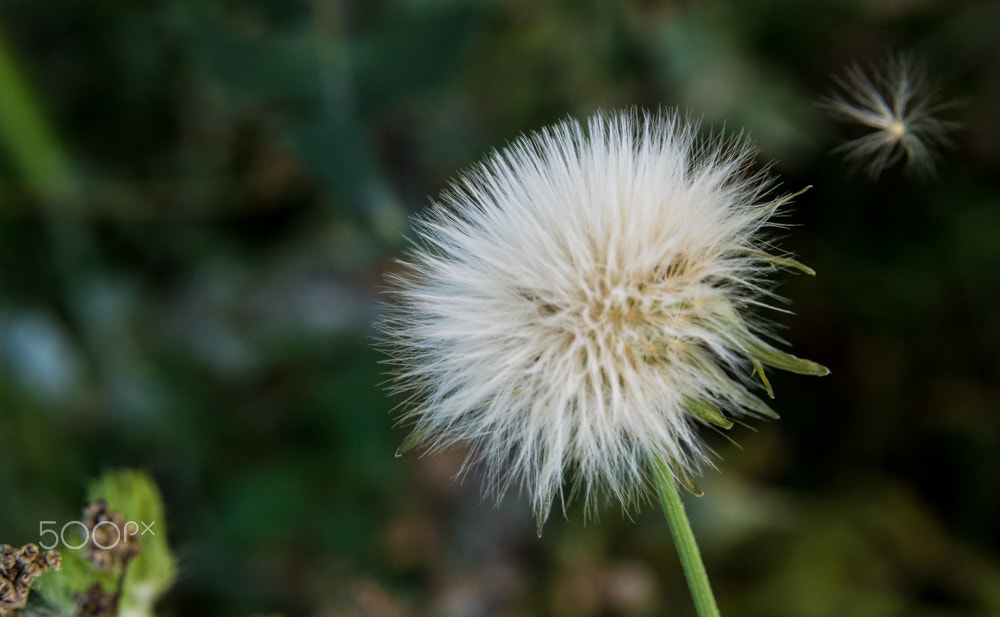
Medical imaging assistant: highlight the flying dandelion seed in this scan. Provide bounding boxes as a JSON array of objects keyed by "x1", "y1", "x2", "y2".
[
  {"x1": 821, "y1": 52, "x2": 958, "y2": 179},
  {"x1": 379, "y1": 109, "x2": 827, "y2": 533}
]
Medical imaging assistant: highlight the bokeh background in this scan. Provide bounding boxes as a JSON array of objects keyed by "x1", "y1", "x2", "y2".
[{"x1": 2, "y1": 1, "x2": 999, "y2": 616}]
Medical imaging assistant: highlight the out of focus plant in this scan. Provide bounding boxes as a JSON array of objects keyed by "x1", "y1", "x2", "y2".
[{"x1": 22, "y1": 470, "x2": 178, "y2": 617}]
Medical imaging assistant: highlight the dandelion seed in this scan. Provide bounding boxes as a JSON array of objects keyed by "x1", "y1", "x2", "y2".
[
  {"x1": 380, "y1": 109, "x2": 827, "y2": 533},
  {"x1": 821, "y1": 52, "x2": 958, "y2": 179}
]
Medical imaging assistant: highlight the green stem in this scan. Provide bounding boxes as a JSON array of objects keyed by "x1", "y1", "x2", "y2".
[{"x1": 652, "y1": 456, "x2": 721, "y2": 617}]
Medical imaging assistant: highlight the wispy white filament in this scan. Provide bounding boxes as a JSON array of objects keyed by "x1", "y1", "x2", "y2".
[
  {"x1": 381, "y1": 109, "x2": 824, "y2": 530},
  {"x1": 821, "y1": 53, "x2": 957, "y2": 178}
]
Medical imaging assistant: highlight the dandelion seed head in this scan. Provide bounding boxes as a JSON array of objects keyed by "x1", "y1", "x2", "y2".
[
  {"x1": 380, "y1": 109, "x2": 826, "y2": 531},
  {"x1": 821, "y1": 52, "x2": 958, "y2": 179}
]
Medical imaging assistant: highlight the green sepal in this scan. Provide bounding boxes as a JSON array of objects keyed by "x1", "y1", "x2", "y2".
[
  {"x1": 534, "y1": 487, "x2": 554, "y2": 537},
  {"x1": 395, "y1": 433, "x2": 421, "y2": 457},
  {"x1": 683, "y1": 347, "x2": 779, "y2": 419},
  {"x1": 709, "y1": 299, "x2": 829, "y2": 377},
  {"x1": 683, "y1": 396, "x2": 734, "y2": 430},
  {"x1": 724, "y1": 379, "x2": 780, "y2": 420},
  {"x1": 652, "y1": 454, "x2": 703, "y2": 497},
  {"x1": 744, "y1": 249, "x2": 816, "y2": 276},
  {"x1": 535, "y1": 506, "x2": 548, "y2": 538},
  {"x1": 752, "y1": 359, "x2": 775, "y2": 398},
  {"x1": 669, "y1": 459, "x2": 703, "y2": 497},
  {"x1": 395, "y1": 425, "x2": 431, "y2": 457},
  {"x1": 741, "y1": 335, "x2": 830, "y2": 376},
  {"x1": 745, "y1": 394, "x2": 780, "y2": 419},
  {"x1": 753, "y1": 185, "x2": 812, "y2": 217}
]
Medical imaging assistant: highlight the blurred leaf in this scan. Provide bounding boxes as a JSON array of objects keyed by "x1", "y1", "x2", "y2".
[{"x1": 0, "y1": 28, "x2": 75, "y2": 203}]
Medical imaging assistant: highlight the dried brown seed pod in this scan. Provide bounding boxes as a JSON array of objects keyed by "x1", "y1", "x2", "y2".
[{"x1": 81, "y1": 499, "x2": 141, "y2": 571}]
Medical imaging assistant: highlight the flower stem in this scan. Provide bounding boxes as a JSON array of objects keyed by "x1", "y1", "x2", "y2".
[{"x1": 652, "y1": 456, "x2": 721, "y2": 617}]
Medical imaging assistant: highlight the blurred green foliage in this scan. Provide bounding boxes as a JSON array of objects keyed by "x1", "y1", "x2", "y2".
[{"x1": 1, "y1": 0, "x2": 998, "y2": 616}]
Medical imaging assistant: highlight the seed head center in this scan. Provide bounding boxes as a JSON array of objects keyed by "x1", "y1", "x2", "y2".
[{"x1": 887, "y1": 119, "x2": 906, "y2": 139}]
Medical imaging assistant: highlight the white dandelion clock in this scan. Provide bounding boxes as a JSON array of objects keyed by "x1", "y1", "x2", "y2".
[
  {"x1": 381, "y1": 108, "x2": 826, "y2": 528},
  {"x1": 821, "y1": 52, "x2": 958, "y2": 178},
  {"x1": 380, "y1": 109, "x2": 827, "y2": 616}
]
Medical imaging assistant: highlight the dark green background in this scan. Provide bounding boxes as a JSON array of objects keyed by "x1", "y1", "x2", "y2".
[{"x1": 2, "y1": 1, "x2": 998, "y2": 615}]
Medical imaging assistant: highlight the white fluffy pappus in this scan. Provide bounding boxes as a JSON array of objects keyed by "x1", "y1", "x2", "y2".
[
  {"x1": 380, "y1": 109, "x2": 827, "y2": 533},
  {"x1": 821, "y1": 52, "x2": 958, "y2": 179}
]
